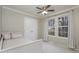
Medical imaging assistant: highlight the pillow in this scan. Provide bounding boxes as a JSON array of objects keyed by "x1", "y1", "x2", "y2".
[
  {"x1": 2, "y1": 32, "x2": 11, "y2": 40},
  {"x1": 11, "y1": 32, "x2": 23, "y2": 39}
]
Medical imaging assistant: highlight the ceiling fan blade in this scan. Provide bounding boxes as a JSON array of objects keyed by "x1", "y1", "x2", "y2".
[
  {"x1": 47, "y1": 10, "x2": 54, "y2": 12},
  {"x1": 36, "y1": 7, "x2": 42, "y2": 10},
  {"x1": 37, "y1": 11, "x2": 42, "y2": 14},
  {"x1": 45, "y1": 5, "x2": 51, "y2": 10}
]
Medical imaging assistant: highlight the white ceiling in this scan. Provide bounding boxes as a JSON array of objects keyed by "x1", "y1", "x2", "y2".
[{"x1": 5, "y1": 5, "x2": 77, "y2": 18}]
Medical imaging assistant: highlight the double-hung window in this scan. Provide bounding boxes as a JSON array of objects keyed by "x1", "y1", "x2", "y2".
[
  {"x1": 48, "y1": 18, "x2": 55, "y2": 36},
  {"x1": 58, "y1": 16, "x2": 68, "y2": 37},
  {"x1": 48, "y1": 13, "x2": 69, "y2": 38}
]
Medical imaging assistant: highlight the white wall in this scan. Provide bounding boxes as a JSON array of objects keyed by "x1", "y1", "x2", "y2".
[
  {"x1": 0, "y1": 6, "x2": 2, "y2": 50},
  {"x1": 38, "y1": 18, "x2": 45, "y2": 39},
  {"x1": 2, "y1": 8, "x2": 25, "y2": 32},
  {"x1": 0, "y1": 6, "x2": 2, "y2": 32},
  {"x1": 73, "y1": 7, "x2": 79, "y2": 50}
]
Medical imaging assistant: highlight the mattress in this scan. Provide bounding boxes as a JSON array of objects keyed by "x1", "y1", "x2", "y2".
[{"x1": 3, "y1": 37, "x2": 32, "y2": 49}]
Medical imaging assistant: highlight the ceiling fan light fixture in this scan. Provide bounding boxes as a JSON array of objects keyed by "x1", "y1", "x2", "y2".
[
  {"x1": 42, "y1": 11, "x2": 48, "y2": 15},
  {"x1": 36, "y1": 5, "x2": 54, "y2": 15}
]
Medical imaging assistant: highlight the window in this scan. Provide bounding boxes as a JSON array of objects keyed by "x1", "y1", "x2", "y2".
[
  {"x1": 48, "y1": 13, "x2": 69, "y2": 38},
  {"x1": 58, "y1": 16, "x2": 68, "y2": 37},
  {"x1": 48, "y1": 18, "x2": 55, "y2": 36}
]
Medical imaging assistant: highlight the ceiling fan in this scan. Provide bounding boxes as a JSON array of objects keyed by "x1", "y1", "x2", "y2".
[{"x1": 36, "y1": 5, "x2": 55, "y2": 15}]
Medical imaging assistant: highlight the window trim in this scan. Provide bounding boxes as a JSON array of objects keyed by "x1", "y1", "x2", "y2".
[{"x1": 47, "y1": 12, "x2": 71, "y2": 39}]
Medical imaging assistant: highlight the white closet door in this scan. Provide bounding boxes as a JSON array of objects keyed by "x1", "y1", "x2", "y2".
[{"x1": 24, "y1": 17, "x2": 37, "y2": 40}]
